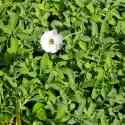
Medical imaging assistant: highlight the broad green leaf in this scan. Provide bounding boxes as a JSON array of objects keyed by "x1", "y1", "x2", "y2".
[
  {"x1": 79, "y1": 41, "x2": 87, "y2": 50},
  {"x1": 40, "y1": 53, "x2": 53, "y2": 72},
  {"x1": 7, "y1": 38, "x2": 19, "y2": 54},
  {"x1": 8, "y1": 12, "x2": 18, "y2": 31},
  {"x1": 96, "y1": 67, "x2": 104, "y2": 81},
  {"x1": 33, "y1": 103, "x2": 47, "y2": 121},
  {"x1": 87, "y1": 3, "x2": 95, "y2": 14},
  {"x1": 55, "y1": 105, "x2": 66, "y2": 121},
  {"x1": 100, "y1": 22, "x2": 108, "y2": 34}
]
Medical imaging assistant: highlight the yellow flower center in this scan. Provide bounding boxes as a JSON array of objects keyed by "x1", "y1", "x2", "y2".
[{"x1": 48, "y1": 38, "x2": 54, "y2": 45}]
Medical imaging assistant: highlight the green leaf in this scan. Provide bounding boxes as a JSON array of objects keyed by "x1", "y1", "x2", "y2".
[
  {"x1": 18, "y1": 62, "x2": 29, "y2": 75},
  {"x1": 85, "y1": 102, "x2": 96, "y2": 117},
  {"x1": 96, "y1": 67, "x2": 104, "y2": 81},
  {"x1": 79, "y1": 41, "x2": 87, "y2": 50},
  {"x1": 62, "y1": 68, "x2": 76, "y2": 90},
  {"x1": 55, "y1": 105, "x2": 66, "y2": 121},
  {"x1": 33, "y1": 121, "x2": 44, "y2": 125},
  {"x1": 33, "y1": 103, "x2": 47, "y2": 121},
  {"x1": 7, "y1": 37, "x2": 19, "y2": 54},
  {"x1": 104, "y1": 53, "x2": 112, "y2": 69},
  {"x1": 116, "y1": 21, "x2": 125, "y2": 34},
  {"x1": 0, "y1": 112, "x2": 11, "y2": 124},
  {"x1": 4, "y1": 75, "x2": 17, "y2": 88},
  {"x1": 87, "y1": 3, "x2": 95, "y2": 14},
  {"x1": 100, "y1": 22, "x2": 108, "y2": 34},
  {"x1": 8, "y1": 12, "x2": 18, "y2": 31},
  {"x1": 111, "y1": 118, "x2": 120, "y2": 125},
  {"x1": 40, "y1": 53, "x2": 53, "y2": 72},
  {"x1": 91, "y1": 21, "x2": 98, "y2": 36}
]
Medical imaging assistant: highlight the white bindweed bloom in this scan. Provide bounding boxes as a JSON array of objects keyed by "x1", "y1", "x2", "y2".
[{"x1": 40, "y1": 30, "x2": 63, "y2": 53}]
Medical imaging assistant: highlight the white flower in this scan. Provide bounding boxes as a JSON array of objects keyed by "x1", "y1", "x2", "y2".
[{"x1": 40, "y1": 30, "x2": 63, "y2": 53}]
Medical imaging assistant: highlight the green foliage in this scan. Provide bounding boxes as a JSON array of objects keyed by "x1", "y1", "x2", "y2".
[
  {"x1": 0, "y1": 0, "x2": 125, "y2": 125},
  {"x1": 33, "y1": 103, "x2": 47, "y2": 121}
]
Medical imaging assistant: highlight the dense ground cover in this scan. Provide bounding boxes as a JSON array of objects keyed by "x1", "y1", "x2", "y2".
[{"x1": 0, "y1": 0, "x2": 125, "y2": 125}]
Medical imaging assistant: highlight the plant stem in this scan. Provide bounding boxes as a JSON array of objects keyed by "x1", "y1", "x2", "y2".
[{"x1": 16, "y1": 101, "x2": 21, "y2": 125}]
